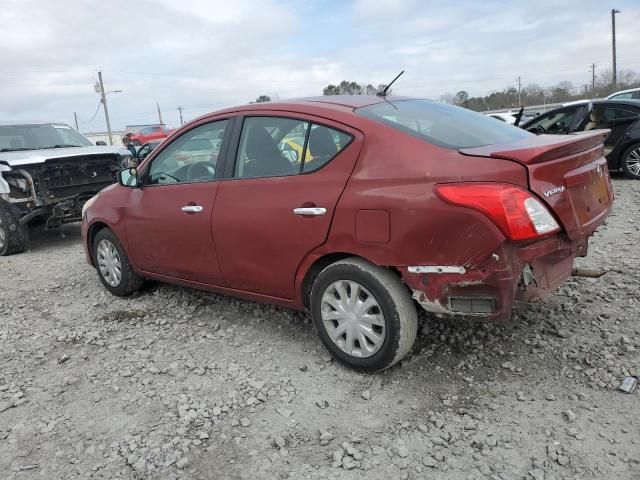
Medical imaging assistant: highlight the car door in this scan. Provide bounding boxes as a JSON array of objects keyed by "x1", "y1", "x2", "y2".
[
  {"x1": 601, "y1": 104, "x2": 640, "y2": 153},
  {"x1": 212, "y1": 114, "x2": 363, "y2": 299},
  {"x1": 126, "y1": 118, "x2": 231, "y2": 285},
  {"x1": 523, "y1": 105, "x2": 588, "y2": 134}
]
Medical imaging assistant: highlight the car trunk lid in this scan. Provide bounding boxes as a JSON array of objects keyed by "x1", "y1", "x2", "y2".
[{"x1": 459, "y1": 131, "x2": 613, "y2": 240}]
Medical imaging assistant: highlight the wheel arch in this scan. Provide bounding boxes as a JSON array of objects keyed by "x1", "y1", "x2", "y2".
[
  {"x1": 298, "y1": 251, "x2": 405, "y2": 310},
  {"x1": 87, "y1": 221, "x2": 110, "y2": 265}
]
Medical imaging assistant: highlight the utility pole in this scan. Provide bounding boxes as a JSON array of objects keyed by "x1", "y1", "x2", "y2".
[
  {"x1": 97, "y1": 71, "x2": 113, "y2": 145},
  {"x1": 517, "y1": 76, "x2": 522, "y2": 106},
  {"x1": 177, "y1": 106, "x2": 184, "y2": 126},
  {"x1": 612, "y1": 9, "x2": 621, "y2": 89},
  {"x1": 157, "y1": 101, "x2": 164, "y2": 125},
  {"x1": 590, "y1": 63, "x2": 596, "y2": 97},
  {"x1": 73, "y1": 112, "x2": 79, "y2": 130}
]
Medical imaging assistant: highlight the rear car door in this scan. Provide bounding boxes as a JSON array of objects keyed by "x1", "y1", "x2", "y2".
[
  {"x1": 213, "y1": 114, "x2": 362, "y2": 299},
  {"x1": 601, "y1": 104, "x2": 640, "y2": 153},
  {"x1": 126, "y1": 119, "x2": 230, "y2": 284}
]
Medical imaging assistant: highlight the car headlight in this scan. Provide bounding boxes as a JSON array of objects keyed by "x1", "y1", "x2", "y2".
[{"x1": 82, "y1": 193, "x2": 99, "y2": 219}]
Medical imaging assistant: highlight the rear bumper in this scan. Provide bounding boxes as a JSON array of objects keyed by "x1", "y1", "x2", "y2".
[{"x1": 401, "y1": 234, "x2": 589, "y2": 323}]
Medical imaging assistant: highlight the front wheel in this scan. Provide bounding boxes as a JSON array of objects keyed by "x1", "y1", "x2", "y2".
[
  {"x1": 310, "y1": 257, "x2": 417, "y2": 372},
  {"x1": 93, "y1": 228, "x2": 143, "y2": 296},
  {"x1": 621, "y1": 142, "x2": 640, "y2": 179},
  {"x1": 0, "y1": 203, "x2": 27, "y2": 256}
]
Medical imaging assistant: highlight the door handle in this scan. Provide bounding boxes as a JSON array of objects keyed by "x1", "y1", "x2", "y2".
[
  {"x1": 181, "y1": 205, "x2": 204, "y2": 213},
  {"x1": 293, "y1": 207, "x2": 326, "y2": 216}
]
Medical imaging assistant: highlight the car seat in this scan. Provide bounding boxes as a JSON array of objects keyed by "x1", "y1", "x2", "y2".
[
  {"x1": 584, "y1": 109, "x2": 604, "y2": 130},
  {"x1": 243, "y1": 126, "x2": 293, "y2": 177},
  {"x1": 304, "y1": 127, "x2": 337, "y2": 171}
]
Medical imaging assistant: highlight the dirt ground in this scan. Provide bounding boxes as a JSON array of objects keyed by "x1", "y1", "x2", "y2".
[{"x1": 1, "y1": 177, "x2": 638, "y2": 480}]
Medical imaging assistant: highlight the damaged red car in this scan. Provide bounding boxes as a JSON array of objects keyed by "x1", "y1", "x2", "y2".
[{"x1": 81, "y1": 96, "x2": 613, "y2": 371}]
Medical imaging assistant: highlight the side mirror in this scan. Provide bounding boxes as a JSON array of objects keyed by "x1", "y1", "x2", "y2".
[
  {"x1": 118, "y1": 167, "x2": 140, "y2": 188},
  {"x1": 96, "y1": 140, "x2": 107, "y2": 146}
]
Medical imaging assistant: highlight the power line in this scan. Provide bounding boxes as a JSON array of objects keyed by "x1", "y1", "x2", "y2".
[{"x1": 81, "y1": 99, "x2": 102, "y2": 124}]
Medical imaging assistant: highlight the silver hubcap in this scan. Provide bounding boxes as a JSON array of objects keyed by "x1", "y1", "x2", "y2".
[
  {"x1": 97, "y1": 239, "x2": 122, "y2": 287},
  {"x1": 320, "y1": 280, "x2": 386, "y2": 358},
  {"x1": 0, "y1": 216, "x2": 5, "y2": 250},
  {"x1": 626, "y1": 148, "x2": 640, "y2": 176}
]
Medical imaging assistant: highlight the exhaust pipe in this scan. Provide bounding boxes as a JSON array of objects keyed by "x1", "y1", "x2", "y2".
[{"x1": 571, "y1": 267, "x2": 607, "y2": 278}]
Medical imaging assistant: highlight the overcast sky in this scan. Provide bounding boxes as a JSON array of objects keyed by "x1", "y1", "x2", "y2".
[{"x1": 1, "y1": 0, "x2": 638, "y2": 131}]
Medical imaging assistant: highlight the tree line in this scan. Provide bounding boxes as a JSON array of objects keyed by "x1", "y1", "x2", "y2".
[
  {"x1": 439, "y1": 69, "x2": 640, "y2": 111},
  {"x1": 253, "y1": 69, "x2": 639, "y2": 111}
]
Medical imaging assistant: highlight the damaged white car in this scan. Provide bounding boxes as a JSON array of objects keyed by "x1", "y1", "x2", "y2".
[{"x1": 0, "y1": 122, "x2": 132, "y2": 255}]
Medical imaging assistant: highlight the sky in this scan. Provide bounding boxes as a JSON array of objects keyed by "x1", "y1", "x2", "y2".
[{"x1": 1, "y1": 0, "x2": 638, "y2": 131}]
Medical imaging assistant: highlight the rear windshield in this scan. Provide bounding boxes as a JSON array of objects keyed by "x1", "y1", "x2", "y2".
[{"x1": 357, "y1": 99, "x2": 532, "y2": 149}]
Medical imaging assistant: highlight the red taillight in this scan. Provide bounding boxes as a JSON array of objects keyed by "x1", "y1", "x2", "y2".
[{"x1": 434, "y1": 183, "x2": 561, "y2": 241}]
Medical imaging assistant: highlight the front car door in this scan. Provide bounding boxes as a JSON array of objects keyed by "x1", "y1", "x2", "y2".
[
  {"x1": 212, "y1": 114, "x2": 363, "y2": 299},
  {"x1": 126, "y1": 118, "x2": 231, "y2": 285},
  {"x1": 523, "y1": 105, "x2": 588, "y2": 135}
]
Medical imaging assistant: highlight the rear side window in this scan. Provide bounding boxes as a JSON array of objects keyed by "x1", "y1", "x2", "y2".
[
  {"x1": 604, "y1": 106, "x2": 640, "y2": 121},
  {"x1": 357, "y1": 99, "x2": 531, "y2": 149},
  {"x1": 302, "y1": 125, "x2": 351, "y2": 173},
  {"x1": 234, "y1": 117, "x2": 352, "y2": 178}
]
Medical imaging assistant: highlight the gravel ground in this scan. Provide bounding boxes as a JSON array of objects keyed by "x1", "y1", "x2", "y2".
[{"x1": 1, "y1": 177, "x2": 639, "y2": 480}]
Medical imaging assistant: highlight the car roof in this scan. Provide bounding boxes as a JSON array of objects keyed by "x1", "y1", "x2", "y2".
[
  {"x1": 0, "y1": 121, "x2": 72, "y2": 126},
  {"x1": 607, "y1": 87, "x2": 640, "y2": 97},
  {"x1": 212, "y1": 95, "x2": 414, "y2": 114}
]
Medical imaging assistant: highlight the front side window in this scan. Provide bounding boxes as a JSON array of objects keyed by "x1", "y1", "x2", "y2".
[
  {"x1": 147, "y1": 120, "x2": 227, "y2": 185},
  {"x1": 524, "y1": 108, "x2": 579, "y2": 134},
  {"x1": 357, "y1": 99, "x2": 531, "y2": 149},
  {"x1": 234, "y1": 117, "x2": 352, "y2": 178}
]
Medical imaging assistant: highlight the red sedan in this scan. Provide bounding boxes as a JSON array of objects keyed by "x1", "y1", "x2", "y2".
[{"x1": 81, "y1": 96, "x2": 613, "y2": 371}]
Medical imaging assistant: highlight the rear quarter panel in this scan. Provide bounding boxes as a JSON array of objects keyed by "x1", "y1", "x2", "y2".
[{"x1": 319, "y1": 123, "x2": 530, "y2": 269}]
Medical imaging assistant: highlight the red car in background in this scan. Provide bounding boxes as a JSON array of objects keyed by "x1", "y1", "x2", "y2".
[
  {"x1": 122, "y1": 124, "x2": 174, "y2": 146},
  {"x1": 82, "y1": 96, "x2": 613, "y2": 371}
]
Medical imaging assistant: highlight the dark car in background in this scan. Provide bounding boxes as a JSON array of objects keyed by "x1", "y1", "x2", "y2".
[
  {"x1": 82, "y1": 96, "x2": 612, "y2": 371},
  {"x1": 520, "y1": 99, "x2": 640, "y2": 179}
]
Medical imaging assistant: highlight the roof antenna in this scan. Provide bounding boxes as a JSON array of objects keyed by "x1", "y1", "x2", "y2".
[{"x1": 377, "y1": 70, "x2": 404, "y2": 97}]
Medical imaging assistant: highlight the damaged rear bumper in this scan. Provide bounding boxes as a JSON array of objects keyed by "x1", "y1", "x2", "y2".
[{"x1": 401, "y1": 234, "x2": 588, "y2": 323}]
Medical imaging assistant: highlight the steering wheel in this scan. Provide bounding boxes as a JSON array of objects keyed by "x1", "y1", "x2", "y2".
[
  {"x1": 535, "y1": 124, "x2": 546, "y2": 134},
  {"x1": 185, "y1": 161, "x2": 215, "y2": 181},
  {"x1": 152, "y1": 172, "x2": 180, "y2": 184}
]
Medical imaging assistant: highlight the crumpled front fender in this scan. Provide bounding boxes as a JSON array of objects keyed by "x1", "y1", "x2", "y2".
[{"x1": 0, "y1": 163, "x2": 12, "y2": 195}]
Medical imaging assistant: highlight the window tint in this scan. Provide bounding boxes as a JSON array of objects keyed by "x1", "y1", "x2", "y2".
[
  {"x1": 147, "y1": 120, "x2": 227, "y2": 185},
  {"x1": 235, "y1": 117, "x2": 308, "y2": 178},
  {"x1": 357, "y1": 100, "x2": 531, "y2": 149},
  {"x1": 524, "y1": 108, "x2": 579, "y2": 133},
  {"x1": 611, "y1": 93, "x2": 633, "y2": 100},
  {"x1": 302, "y1": 124, "x2": 351, "y2": 173},
  {"x1": 603, "y1": 106, "x2": 640, "y2": 121}
]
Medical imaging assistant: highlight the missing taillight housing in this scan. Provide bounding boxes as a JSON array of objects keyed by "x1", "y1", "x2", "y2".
[{"x1": 434, "y1": 183, "x2": 561, "y2": 241}]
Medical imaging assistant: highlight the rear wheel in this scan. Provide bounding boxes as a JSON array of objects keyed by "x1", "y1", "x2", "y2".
[
  {"x1": 0, "y1": 203, "x2": 27, "y2": 256},
  {"x1": 310, "y1": 257, "x2": 417, "y2": 372},
  {"x1": 621, "y1": 142, "x2": 640, "y2": 179},
  {"x1": 93, "y1": 228, "x2": 143, "y2": 296}
]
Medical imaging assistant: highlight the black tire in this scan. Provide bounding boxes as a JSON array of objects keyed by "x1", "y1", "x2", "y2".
[
  {"x1": 0, "y1": 203, "x2": 27, "y2": 256},
  {"x1": 621, "y1": 142, "x2": 640, "y2": 179},
  {"x1": 93, "y1": 228, "x2": 143, "y2": 296},
  {"x1": 310, "y1": 257, "x2": 417, "y2": 372}
]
